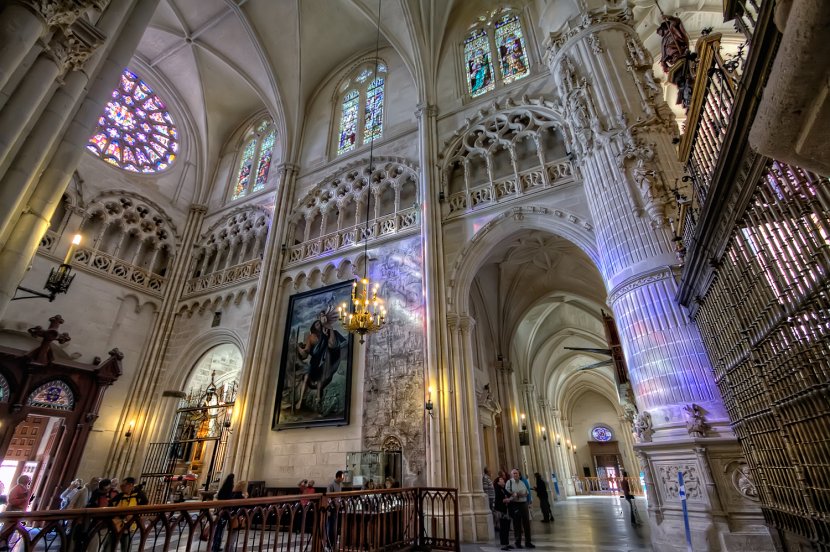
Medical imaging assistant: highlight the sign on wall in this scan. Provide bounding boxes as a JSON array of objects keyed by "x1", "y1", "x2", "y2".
[{"x1": 273, "y1": 281, "x2": 355, "y2": 430}]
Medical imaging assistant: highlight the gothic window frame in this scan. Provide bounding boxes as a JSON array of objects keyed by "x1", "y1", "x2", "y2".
[
  {"x1": 26, "y1": 379, "x2": 76, "y2": 411},
  {"x1": 460, "y1": 7, "x2": 533, "y2": 101},
  {"x1": 590, "y1": 424, "x2": 614, "y2": 442},
  {"x1": 332, "y1": 59, "x2": 388, "y2": 158},
  {"x1": 229, "y1": 118, "x2": 278, "y2": 202}
]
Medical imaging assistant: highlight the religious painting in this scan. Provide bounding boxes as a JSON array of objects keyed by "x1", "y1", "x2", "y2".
[{"x1": 273, "y1": 281, "x2": 355, "y2": 430}]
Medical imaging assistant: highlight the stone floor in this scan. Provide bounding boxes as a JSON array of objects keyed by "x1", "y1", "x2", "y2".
[{"x1": 462, "y1": 496, "x2": 653, "y2": 552}]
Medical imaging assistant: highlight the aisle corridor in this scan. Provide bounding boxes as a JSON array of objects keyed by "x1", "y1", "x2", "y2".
[{"x1": 462, "y1": 496, "x2": 652, "y2": 552}]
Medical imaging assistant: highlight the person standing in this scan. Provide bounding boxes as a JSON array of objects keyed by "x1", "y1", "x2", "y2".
[
  {"x1": 506, "y1": 469, "x2": 534, "y2": 549},
  {"x1": 6, "y1": 475, "x2": 31, "y2": 511},
  {"x1": 533, "y1": 473, "x2": 553, "y2": 523},
  {"x1": 59, "y1": 479, "x2": 84, "y2": 510},
  {"x1": 494, "y1": 476, "x2": 512, "y2": 550},
  {"x1": 620, "y1": 471, "x2": 637, "y2": 526},
  {"x1": 325, "y1": 471, "x2": 344, "y2": 549},
  {"x1": 482, "y1": 468, "x2": 495, "y2": 512},
  {"x1": 212, "y1": 474, "x2": 235, "y2": 552}
]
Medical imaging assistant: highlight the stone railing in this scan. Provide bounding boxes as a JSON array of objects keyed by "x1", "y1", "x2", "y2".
[
  {"x1": 70, "y1": 247, "x2": 165, "y2": 295},
  {"x1": 286, "y1": 206, "x2": 419, "y2": 267},
  {"x1": 182, "y1": 258, "x2": 262, "y2": 298},
  {"x1": 39, "y1": 229, "x2": 60, "y2": 253},
  {"x1": 571, "y1": 476, "x2": 643, "y2": 496},
  {"x1": 444, "y1": 159, "x2": 575, "y2": 218}
]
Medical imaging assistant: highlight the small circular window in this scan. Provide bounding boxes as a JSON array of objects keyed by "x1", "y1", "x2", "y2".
[
  {"x1": 591, "y1": 426, "x2": 613, "y2": 442},
  {"x1": 86, "y1": 69, "x2": 178, "y2": 173}
]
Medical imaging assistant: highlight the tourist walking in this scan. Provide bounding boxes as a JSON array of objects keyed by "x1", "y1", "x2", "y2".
[
  {"x1": 506, "y1": 469, "x2": 534, "y2": 549},
  {"x1": 533, "y1": 473, "x2": 553, "y2": 522}
]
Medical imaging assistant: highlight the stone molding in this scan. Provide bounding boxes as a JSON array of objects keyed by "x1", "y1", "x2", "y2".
[{"x1": 606, "y1": 266, "x2": 677, "y2": 307}]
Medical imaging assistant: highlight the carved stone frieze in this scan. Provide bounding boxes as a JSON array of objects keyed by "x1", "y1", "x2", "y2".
[
  {"x1": 607, "y1": 266, "x2": 677, "y2": 306},
  {"x1": 657, "y1": 463, "x2": 703, "y2": 501},
  {"x1": 543, "y1": 5, "x2": 633, "y2": 62},
  {"x1": 22, "y1": 0, "x2": 97, "y2": 30}
]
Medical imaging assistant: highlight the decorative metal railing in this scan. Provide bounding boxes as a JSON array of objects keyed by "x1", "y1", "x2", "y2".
[
  {"x1": 444, "y1": 159, "x2": 575, "y2": 218},
  {"x1": 286, "y1": 207, "x2": 419, "y2": 267},
  {"x1": 66, "y1": 247, "x2": 166, "y2": 295},
  {"x1": 724, "y1": 0, "x2": 761, "y2": 42},
  {"x1": 182, "y1": 258, "x2": 262, "y2": 298},
  {"x1": 0, "y1": 487, "x2": 460, "y2": 552}
]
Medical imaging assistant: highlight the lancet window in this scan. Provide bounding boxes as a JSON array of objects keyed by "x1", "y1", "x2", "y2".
[
  {"x1": 336, "y1": 61, "x2": 387, "y2": 156},
  {"x1": 463, "y1": 8, "x2": 530, "y2": 98},
  {"x1": 232, "y1": 119, "x2": 278, "y2": 200}
]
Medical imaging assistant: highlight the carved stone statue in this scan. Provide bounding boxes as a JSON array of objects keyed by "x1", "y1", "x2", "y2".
[
  {"x1": 656, "y1": 15, "x2": 690, "y2": 72},
  {"x1": 633, "y1": 410, "x2": 654, "y2": 443},
  {"x1": 684, "y1": 403, "x2": 708, "y2": 437}
]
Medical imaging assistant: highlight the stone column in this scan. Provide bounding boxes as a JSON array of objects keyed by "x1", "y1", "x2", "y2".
[
  {"x1": 225, "y1": 163, "x2": 299, "y2": 477},
  {"x1": 0, "y1": 0, "x2": 157, "y2": 320},
  {"x1": 0, "y1": 1, "x2": 46, "y2": 92},
  {"x1": 104, "y1": 203, "x2": 206, "y2": 477},
  {"x1": 544, "y1": 6, "x2": 772, "y2": 551}
]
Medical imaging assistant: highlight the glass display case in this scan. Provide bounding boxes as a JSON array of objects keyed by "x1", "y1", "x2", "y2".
[{"x1": 344, "y1": 450, "x2": 402, "y2": 489}]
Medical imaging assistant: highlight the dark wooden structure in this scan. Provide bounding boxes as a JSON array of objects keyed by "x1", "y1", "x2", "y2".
[{"x1": 0, "y1": 315, "x2": 122, "y2": 510}]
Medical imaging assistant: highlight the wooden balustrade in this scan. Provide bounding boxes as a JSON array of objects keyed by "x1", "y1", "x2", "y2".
[{"x1": 0, "y1": 487, "x2": 459, "y2": 552}]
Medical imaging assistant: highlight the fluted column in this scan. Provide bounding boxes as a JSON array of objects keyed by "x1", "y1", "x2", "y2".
[
  {"x1": 0, "y1": 0, "x2": 158, "y2": 320},
  {"x1": 104, "y1": 203, "x2": 207, "y2": 477},
  {"x1": 226, "y1": 163, "x2": 299, "y2": 477},
  {"x1": 544, "y1": 6, "x2": 771, "y2": 550}
]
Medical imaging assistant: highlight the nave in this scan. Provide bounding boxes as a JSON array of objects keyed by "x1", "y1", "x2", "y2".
[{"x1": 463, "y1": 497, "x2": 652, "y2": 552}]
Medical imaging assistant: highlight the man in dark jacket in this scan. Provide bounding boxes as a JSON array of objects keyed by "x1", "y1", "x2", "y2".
[{"x1": 533, "y1": 473, "x2": 554, "y2": 522}]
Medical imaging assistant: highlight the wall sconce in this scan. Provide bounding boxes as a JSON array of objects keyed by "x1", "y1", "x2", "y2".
[
  {"x1": 541, "y1": 426, "x2": 547, "y2": 441},
  {"x1": 520, "y1": 413, "x2": 527, "y2": 431},
  {"x1": 14, "y1": 234, "x2": 81, "y2": 301},
  {"x1": 224, "y1": 406, "x2": 233, "y2": 428},
  {"x1": 124, "y1": 419, "x2": 135, "y2": 439},
  {"x1": 556, "y1": 433, "x2": 561, "y2": 447},
  {"x1": 425, "y1": 387, "x2": 434, "y2": 416},
  {"x1": 518, "y1": 414, "x2": 529, "y2": 446}
]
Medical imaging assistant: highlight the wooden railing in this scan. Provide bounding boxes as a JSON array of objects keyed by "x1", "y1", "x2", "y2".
[
  {"x1": 570, "y1": 476, "x2": 643, "y2": 496},
  {"x1": 0, "y1": 487, "x2": 459, "y2": 552}
]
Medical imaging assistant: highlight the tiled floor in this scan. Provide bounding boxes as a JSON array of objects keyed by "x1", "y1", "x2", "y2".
[{"x1": 462, "y1": 496, "x2": 653, "y2": 552}]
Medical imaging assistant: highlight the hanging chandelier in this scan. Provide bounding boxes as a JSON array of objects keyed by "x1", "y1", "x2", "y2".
[{"x1": 338, "y1": 0, "x2": 387, "y2": 345}]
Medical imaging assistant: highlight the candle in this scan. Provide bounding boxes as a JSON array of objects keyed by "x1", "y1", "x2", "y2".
[{"x1": 63, "y1": 234, "x2": 81, "y2": 264}]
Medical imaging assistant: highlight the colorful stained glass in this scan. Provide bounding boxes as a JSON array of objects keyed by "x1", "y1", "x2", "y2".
[
  {"x1": 464, "y1": 28, "x2": 495, "y2": 97},
  {"x1": 495, "y1": 14, "x2": 529, "y2": 84},
  {"x1": 0, "y1": 374, "x2": 9, "y2": 403},
  {"x1": 26, "y1": 380, "x2": 75, "y2": 411},
  {"x1": 338, "y1": 90, "x2": 359, "y2": 155},
  {"x1": 363, "y1": 77, "x2": 384, "y2": 143},
  {"x1": 86, "y1": 69, "x2": 178, "y2": 173},
  {"x1": 591, "y1": 426, "x2": 613, "y2": 442},
  {"x1": 233, "y1": 140, "x2": 256, "y2": 199},
  {"x1": 253, "y1": 130, "x2": 276, "y2": 192}
]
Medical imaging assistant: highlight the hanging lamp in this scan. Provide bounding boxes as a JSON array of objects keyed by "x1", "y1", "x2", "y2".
[{"x1": 338, "y1": 0, "x2": 387, "y2": 345}]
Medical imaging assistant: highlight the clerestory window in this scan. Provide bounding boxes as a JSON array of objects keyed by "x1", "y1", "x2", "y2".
[
  {"x1": 232, "y1": 118, "x2": 277, "y2": 200},
  {"x1": 463, "y1": 8, "x2": 530, "y2": 99},
  {"x1": 335, "y1": 61, "x2": 387, "y2": 156}
]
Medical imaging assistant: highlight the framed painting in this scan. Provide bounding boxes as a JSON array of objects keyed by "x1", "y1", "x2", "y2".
[{"x1": 273, "y1": 281, "x2": 355, "y2": 429}]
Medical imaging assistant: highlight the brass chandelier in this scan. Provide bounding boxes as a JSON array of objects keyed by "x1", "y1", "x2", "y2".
[{"x1": 338, "y1": 0, "x2": 386, "y2": 345}]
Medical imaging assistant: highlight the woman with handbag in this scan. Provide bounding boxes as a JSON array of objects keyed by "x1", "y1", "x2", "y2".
[{"x1": 493, "y1": 476, "x2": 512, "y2": 550}]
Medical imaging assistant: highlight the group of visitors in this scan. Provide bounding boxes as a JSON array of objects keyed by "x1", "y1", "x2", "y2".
[
  {"x1": 58, "y1": 476, "x2": 149, "y2": 510},
  {"x1": 484, "y1": 467, "x2": 554, "y2": 550}
]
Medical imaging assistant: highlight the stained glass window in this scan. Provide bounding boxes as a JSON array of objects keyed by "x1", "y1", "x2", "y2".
[
  {"x1": 338, "y1": 90, "x2": 359, "y2": 155},
  {"x1": 495, "y1": 14, "x2": 529, "y2": 84},
  {"x1": 464, "y1": 28, "x2": 495, "y2": 97},
  {"x1": 86, "y1": 69, "x2": 178, "y2": 173},
  {"x1": 26, "y1": 380, "x2": 75, "y2": 411},
  {"x1": 253, "y1": 129, "x2": 276, "y2": 192},
  {"x1": 364, "y1": 77, "x2": 384, "y2": 143},
  {"x1": 232, "y1": 119, "x2": 278, "y2": 200},
  {"x1": 591, "y1": 426, "x2": 613, "y2": 442},
  {"x1": 0, "y1": 374, "x2": 8, "y2": 403},
  {"x1": 233, "y1": 140, "x2": 256, "y2": 199}
]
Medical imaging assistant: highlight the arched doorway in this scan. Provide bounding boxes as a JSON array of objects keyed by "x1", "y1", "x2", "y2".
[{"x1": 139, "y1": 343, "x2": 242, "y2": 503}]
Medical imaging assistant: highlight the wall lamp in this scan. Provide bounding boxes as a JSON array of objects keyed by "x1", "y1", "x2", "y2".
[
  {"x1": 520, "y1": 414, "x2": 527, "y2": 431},
  {"x1": 14, "y1": 234, "x2": 81, "y2": 302},
  {"x1": 518, "y1": 414, "x2": 529, "y2": 446},
  {"x1": 224, "y1": 406, "x2": 233, "y2": 428},
  {"x1": 425, "y1": 387, "x2": 434, "y2": 416},
  {"x1": 124, "y1": 419, "x2": 135, "y2": 439},
  {"x1": 541, "y1": 426, "x2": 547, "y2": 441}
]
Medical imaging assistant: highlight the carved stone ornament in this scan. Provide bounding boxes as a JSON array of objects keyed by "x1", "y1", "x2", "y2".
[
  {"x1": 684, "y1": 403, "x2": 708, "y2": 438},
  {"x1": 477, "y1": 383, "x2": 502, "y2": 414},
  {"x1": 633, "y1": 410, "x2": 654, "y2": 443},
  {"x1": 658, "y1": 464, "x2": 702, "y2": 500},
  {"x1": 729, "y1": 462, "x2": 759, "y2": 501}
]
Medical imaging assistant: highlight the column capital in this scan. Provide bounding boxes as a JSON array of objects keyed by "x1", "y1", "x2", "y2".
[
  {"x1": 189, "y1": 204, "x2": 208, "y2": 215},
  {"x1": 415, "y1": 103, "x2": 438, "y2": 120}
]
